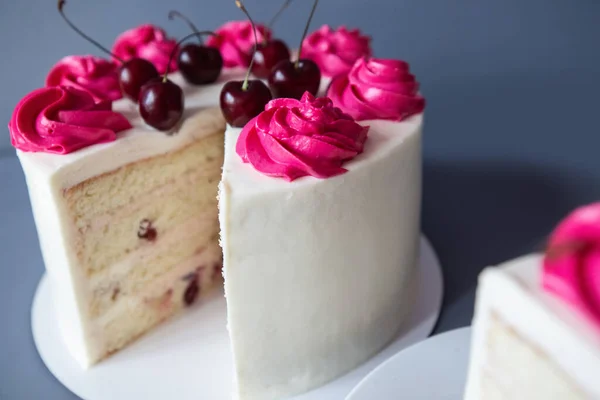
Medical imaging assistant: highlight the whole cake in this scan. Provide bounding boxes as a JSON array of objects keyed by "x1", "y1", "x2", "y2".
[
  {"x1": 11, "y1": 1, "x2": 426, "y2": 399},
  {"x1": 464, "y1": 203, "x2": 600, "y2": 399}
]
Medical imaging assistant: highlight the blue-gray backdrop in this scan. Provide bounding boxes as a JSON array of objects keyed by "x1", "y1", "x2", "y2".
[{"x1": 1, "y1": 0, "x2": 599, "y2": 399}]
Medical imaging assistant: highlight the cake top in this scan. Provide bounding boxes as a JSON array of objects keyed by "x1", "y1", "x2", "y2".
[
  {"x1": 543, "y1": 203, "x2": 600, "y2": 331},
  {"x1": 9, "y1": 0, "x2": 426, "y2": 184}
]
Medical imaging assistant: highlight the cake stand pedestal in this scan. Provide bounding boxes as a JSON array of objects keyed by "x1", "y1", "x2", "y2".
[{"x1": 31, "y1": 235, "x2": 444, "y2": 400}]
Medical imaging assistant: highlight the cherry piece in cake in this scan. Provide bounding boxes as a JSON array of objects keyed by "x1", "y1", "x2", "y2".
[
  {"x1": 138, "y1": 219, "x2": 158, "y2": 241},
  {"x1": 184, "y1": 276, "x2": 200, "y2": 306}
]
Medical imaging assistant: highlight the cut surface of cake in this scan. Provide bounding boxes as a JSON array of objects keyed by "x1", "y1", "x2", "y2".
[
  {"x1": 15, "y1": 72, "x2": 233, "y2": 367},
  {"x1": 464, "y1": 204, "x2": 600, "y2": 399}
]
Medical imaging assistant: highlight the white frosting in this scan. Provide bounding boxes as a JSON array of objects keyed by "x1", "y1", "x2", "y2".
[
  {"x1": 464, "y1": 254, "x2": 600, "y2": 399},
  {"x1": 17, "y1": 70, "x2": 245, "y2": 188},
  {"x1": 220, "y1": 116, "x2": 422, "y2": 399}
]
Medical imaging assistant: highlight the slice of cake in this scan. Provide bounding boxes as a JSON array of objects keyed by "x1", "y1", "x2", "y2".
[
  {"x1": 219, "y1": 56, "x2": 425, "y2": 399},
  {"x1": 464, "y1": 204, "x2": 600, "y2": 399}
]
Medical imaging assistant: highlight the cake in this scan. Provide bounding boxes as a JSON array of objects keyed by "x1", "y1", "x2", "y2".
[
  {"x1": 11, "y1": 2, "x2": 426, "y2": 399},
  {"x1": 464, "y1": 203, "x2": 600, "y2": 399}
]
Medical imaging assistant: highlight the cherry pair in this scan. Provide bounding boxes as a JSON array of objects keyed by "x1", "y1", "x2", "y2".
[{"x1": 221, "y1": 0, "x2": 321, "y2": 128}]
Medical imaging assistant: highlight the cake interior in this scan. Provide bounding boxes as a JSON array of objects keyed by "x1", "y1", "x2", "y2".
[
  {"x1": 479, "y1": 312, "x2": 586, "y2": 399},
  {"x1": 65, "y1": 118, "x2": 225, "y2": 363}
]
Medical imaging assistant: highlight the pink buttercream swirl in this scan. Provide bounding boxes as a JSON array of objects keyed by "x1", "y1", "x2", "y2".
[
  {"x1": 301, "y1": 25, "x2": 372, "y2": 77},
  {"x1": 236, "y1": 92, "x2": 369, "y2": 181},
  {"x1": 543, "y1": 203, "x2": 600, "y2": 328},
  {"x1": 112, "y1": 24, "x2": 178, "y2": 74},
  {"x1": 327, "y1": 58, "x2": 425, "y2": 121},
  {"x1": 46, "y1": 55, "x2": 122, "y2": 102},
  {"x1": 9, "y1": 86, "x2": 132, "y2": 154},
  {"x1": 206, "y1": 21, "x2": 271, "y2": 68}
]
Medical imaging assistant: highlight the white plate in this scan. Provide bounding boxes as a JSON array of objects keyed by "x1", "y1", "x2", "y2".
[
  {"x1": 347, "y1": 327, "x2": 472, "y2": 400},
  {"x1": 31, "y1": 235, "x2": 443, "y2": 400}
]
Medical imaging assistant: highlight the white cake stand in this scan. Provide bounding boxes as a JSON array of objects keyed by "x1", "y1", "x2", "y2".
[
  {"x1": 346, "y1": 327, "x2": 472, "y2": 400},
  {"x1": 31, "y1": 235, "x2": 444, "y2": 400}
]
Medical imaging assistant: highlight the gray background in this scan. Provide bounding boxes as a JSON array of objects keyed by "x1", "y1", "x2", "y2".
[{"x1": 1, "y1": 0, "x2": 600, "y2": 398}]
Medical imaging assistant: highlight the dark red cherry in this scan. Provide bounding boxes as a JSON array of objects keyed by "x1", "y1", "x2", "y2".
[
  {"x1": 119, "y1": 58, "x2": 160, "y2": 102},
  {"x1": 178, "y1": 43, "x2": 223, "y2": 85},
  {"x1": 139, "y1": 79, "x2": 184, "y2": 131},
  {"x1": 183, "y1": 274, "x2": 200, "y2": 306},
  {"x1": 268, "y1": 59, "x2": 321, "y2": 100},
  {"x1": 220, "y1": 80, "x2": 272, "y2": 127},
  {"x1": 252, "y1": 39, "x2": 291, "y2": 79}
]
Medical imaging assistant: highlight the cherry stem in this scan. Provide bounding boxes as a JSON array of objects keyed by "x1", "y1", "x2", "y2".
[
  {"x1": 57, "y1": 0, "x2": 124, "y2": 63},
  {"x1": 163, "y1": 31, "x2": 218, "y2": 82},
  {"x1": 235, "y1": 0, "x2": 258, "y2": 91},
  {"x1": 168, "y1": 10, "x2": 202, "y2": 43},
  {"x1": 265, "y1": 0, "x2": 294, "y2": 45},
  {"x1": 296, "y1": 0, "x2": 319, "y2": 68}
]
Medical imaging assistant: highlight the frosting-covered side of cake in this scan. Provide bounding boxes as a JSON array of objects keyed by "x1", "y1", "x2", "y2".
[{"x1": 220, "y1": 55, "x2": 425, "y2": 398}]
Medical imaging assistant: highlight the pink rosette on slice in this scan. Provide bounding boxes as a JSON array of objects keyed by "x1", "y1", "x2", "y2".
[
  {"x1": 46, "y1": 55, "x2": 122, "y2": 102},
  {"x1": 112, "y1": 24, "x2": 178, "y2": 74},
  {"x1": 301, "y1": 25, "x2": 371, "y2": 77},
  {"x1": 9, "y1": 86, "x2": 132, "y2": 154},
  {"x1": 236, "y1": 92, "x2": 369, "y2": 181},
  {"x1": 327, "y1": 58, "x2": 425, "y2": 121},
  {"x1": 206, "y1": 21, "x2": 271, "y2": 68},
  {"x1": 543, "y1": 203, "x2": 600, "y2": 328}
]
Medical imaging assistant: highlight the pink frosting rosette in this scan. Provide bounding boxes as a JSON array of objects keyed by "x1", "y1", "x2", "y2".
[
  {"x1": 236, "y1": 92, "x2": 369, "y2": 181},
  {"x1": 327, "y1": 58, "x2": 425, "y2": 121},
  {"x1": 112, "y1": 24, "x2": 178, "y2": 74},
  {"x1": 206, "y1": 20, "x2": 271, "y2": 68},
  {"x1": 9, "y1": 86, "x2": 132, "y2": 154},
  {"x1": 301, "y1": 25, "x2": 371, "y2": 77},
  {"x1": 543, "y1": 203, "x2": 600, "y2": 328},
  {"x1": 46, "y1": 55, "x2": 122, "y2": 102}
]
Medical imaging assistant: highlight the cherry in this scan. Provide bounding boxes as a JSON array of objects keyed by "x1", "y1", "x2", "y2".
[
  {"x1": 168, "y1": 11, "x2": 223, "y2": 85},
  {"x1": 178, "y1": 44, "x2": 223, "y2": 84},
  {"x1": 252, "y1": 39, "x2": 290, "y2": 79},
  {"x1": 267, "y1": 0, "x2": 321, "y2": 99},
  {"x1": 139, "y1": 78, "x2": 183, "y2": 131},
  {"x1": 251, "y1": 1, "x2": 293, "y2": 78},
  {"x1": 269, "y1": 59, "x2": 320, "y2": 99},
  {"x1": 219, "y1": 1, "x2": 273, "y2": 127},
  {"x1": 183, "y1": 273, "x2": 200, "y2": 306},
  {"x1": 220, "y1": 80, "x2": 272, "y2": 127},
  {"x1": 119, "y1": 58, "x2": 159, "y2": 101},
  {"x1": 58, "y1": 1, "x2": 160, "y2": 102}
]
